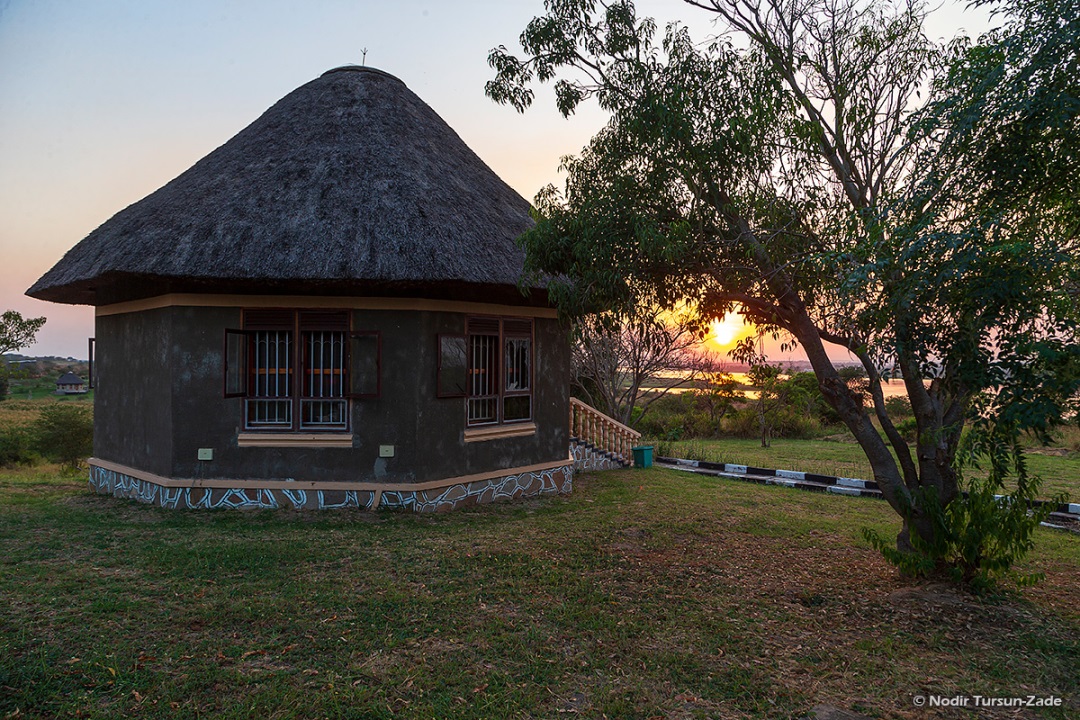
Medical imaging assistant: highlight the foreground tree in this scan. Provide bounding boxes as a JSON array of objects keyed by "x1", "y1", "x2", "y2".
[{"x1": 488, "y1": 0, "x2": 1080, "y2": 583}]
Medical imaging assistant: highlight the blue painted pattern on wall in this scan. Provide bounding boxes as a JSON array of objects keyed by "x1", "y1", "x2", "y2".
[{"x1": 88, "y1": 463, "x2": 573, "y2": 512}]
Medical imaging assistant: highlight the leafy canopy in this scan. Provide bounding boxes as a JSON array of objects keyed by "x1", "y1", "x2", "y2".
[
  {"x1": 489, "y1": 0, "x2": 1080, "y2": 584},
  {"x1": 1, "y1": 310, "x2": 46, "y2": 357}
]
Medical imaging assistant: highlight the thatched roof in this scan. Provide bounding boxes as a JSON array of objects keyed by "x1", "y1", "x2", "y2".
[
  {"x1": 56, "y1": 373, "x2": 84, "y2": 385},
  {"x1": 28, "y1": 66, "x2": 541, "y2": 306}
]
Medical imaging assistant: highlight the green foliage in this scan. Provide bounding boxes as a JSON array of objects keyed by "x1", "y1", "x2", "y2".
[
  {"x1": 864, "y1": 420, "x2": 1064, "y2": 592},
  {"x1": 895, "y1": 417, "x2": 918, "y2": 442},
  {"x1": 0, "y1": 310, "x2": 46, "y2": 356},
  {"x1": 0, "y1": 372, "x2": 7, "y2": 402},
  {"x1": 636, "y1": 393, "x2": 695, "y2": 439},
  {"x1": 0, "y1": 426, "x2": 38, "y2": 467},
  {"x1": 884, "y1": 395, "x2": 912, "y2": 421},
  {"x1": 489, "y1": 0, "x2": 1079, "y2": 583},
  {"x1": 33, "y1": 404, "x2": 93, "y2": 472},
  {"x1": 692, "y1": 370, "x2": 743, "y2": 424}
]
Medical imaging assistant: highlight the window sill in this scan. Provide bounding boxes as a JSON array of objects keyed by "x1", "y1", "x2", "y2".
[
  {"x1": 237, "y1": 433, "x2": 354, "y2": 448},
  {"x1": 463, "y1": 423, "x2": 536, "y2": 443}
]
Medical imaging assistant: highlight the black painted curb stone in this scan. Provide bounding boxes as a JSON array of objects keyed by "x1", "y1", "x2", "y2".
[{"x1": 653, "y1": 456, "x2": 1080, "y2": 526}]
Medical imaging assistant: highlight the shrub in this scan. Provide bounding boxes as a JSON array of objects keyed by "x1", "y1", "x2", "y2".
[
  {"x1": 722, "y1": 406, "x2": 821, "y2": 441},
  {"x1": 34, "y1": 404, "x2": 93, "y2": 472},
  {"x1": 896, "y1": 417, "x2": 918, "y2": 442},
  {"x1": 0, "y1": 425, "x2": 38, "y2": 467},
  {"x1": 884, "y1": 395, "x2": 913, "y2": 421},
  {"x1": 864, "y1": 420, "x2": 1062, "y2": 592},
  {"x1": 636, "y1": 393, "x2": 695, "y2": 439}
]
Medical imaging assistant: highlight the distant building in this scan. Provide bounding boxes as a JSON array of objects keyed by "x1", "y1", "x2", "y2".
[{"x1": 55, "y1": 372, "x2": 87, "y2": 394}]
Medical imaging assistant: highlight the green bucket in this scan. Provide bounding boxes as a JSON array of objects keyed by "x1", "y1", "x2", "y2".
[{"x1": 632, "y1": 445, "x2": 654, "y2": 469}]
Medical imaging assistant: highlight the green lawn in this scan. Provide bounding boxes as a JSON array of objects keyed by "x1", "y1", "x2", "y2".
[
  {"x1": 652, "y1": 437, "x2": 1080, "y2": 502},
  {"x1": 2, "y1": 466, "x2": 1077, "y2": 719}
]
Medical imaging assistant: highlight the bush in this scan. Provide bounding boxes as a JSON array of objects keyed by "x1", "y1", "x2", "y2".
[
  {"x1": 884, "y1": 395, "x2": 913, "y2": 421},
  {"x1": 896, "y1": 417, "x2": 918, "y2": 442},
  {"x1": 864, "y1": 421, "x2": 1062, "y2": 592},
  {"x1": 0, "y1": 373, "x2": 8, "y2": 402},
  {"x1": 34, "y1": 404, "x2": 93, "y2": 472},
  {"x1": 0, "y1": 425, "x2": 38, "y2": 467},
  {"x1": 636, "y1": 393, "x2": 696, "y2": 439},
  {"x1": 722, "y1": 406, "x2": 821, "y2": 441}
]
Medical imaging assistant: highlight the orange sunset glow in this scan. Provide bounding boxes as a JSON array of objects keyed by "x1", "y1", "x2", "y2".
[{"x1": 708, "y1": 312, "x2": 753, "y2": 351}]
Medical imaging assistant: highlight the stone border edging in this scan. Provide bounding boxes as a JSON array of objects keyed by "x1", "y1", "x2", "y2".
[
  {"x1": 654, "y1": 456, "x2": 1080, "y2": 516},
  {"x1": 655, "y1": 456, "x2": 882, "y2": 498}
]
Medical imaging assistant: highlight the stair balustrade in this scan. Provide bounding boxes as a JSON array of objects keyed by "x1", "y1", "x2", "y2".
[{"x1": 569, "y1": 397, "x2": 642, "y2": 466}]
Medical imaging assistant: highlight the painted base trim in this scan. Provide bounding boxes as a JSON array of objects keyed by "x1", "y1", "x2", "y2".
[{"x1": 87, "y1": 458, "x2": 574, "y2": 512}]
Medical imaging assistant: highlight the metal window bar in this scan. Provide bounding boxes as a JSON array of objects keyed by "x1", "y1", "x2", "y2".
[
  {"x1": 247, "y1": 330, "x2": 292, "y2": 428},
  {"x1": 467, "y1": 333, "x2": 499, "y2": 424},
  {"x1": 301, "y1": 330, "x2": 347, "y2": 429}
]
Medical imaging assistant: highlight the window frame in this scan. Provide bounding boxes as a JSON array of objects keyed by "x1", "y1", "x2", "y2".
[
  {"x1": 436, "y1": 333, "x2": 468, "y2": 399},
  {"x1": 87, "y1": 337, "x2": 96, "y2": 390},
  {"x1": 223, "y1": 309, "x2": 379, "y2": 433},
  {"x1": 463, "y1": 316, "x2": 534, "y2": 427},
  {"x1": 501, "y1": 320, "x2": 534, "y2": 424}
]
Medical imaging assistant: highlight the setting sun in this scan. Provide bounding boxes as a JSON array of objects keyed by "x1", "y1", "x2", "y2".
[{"x1": 708, "y1": 312, "x2": 751, "y2": 350}]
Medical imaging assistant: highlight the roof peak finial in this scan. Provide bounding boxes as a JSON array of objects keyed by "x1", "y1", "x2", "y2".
[{"x1": 361, "y1": 47, "x2": 368, "y2": 66}]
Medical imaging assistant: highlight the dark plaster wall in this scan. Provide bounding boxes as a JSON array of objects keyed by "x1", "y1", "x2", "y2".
[
  {"x1": 93, "y1": 309, "x2": 175, "y2": 476},
  {"x1": 169, "y1": 306, "x2": 242, "y2": 479},
  {"x1": 99, "y1": 304, "x2": 569, "y2": 483}
]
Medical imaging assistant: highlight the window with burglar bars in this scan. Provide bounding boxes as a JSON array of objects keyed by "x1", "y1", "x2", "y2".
[
  {"x1": 249, "y1": 328, "x2": 294, "y2": 427},
  {"x1": 461, "y1": 317, "x2": 533, "y2": 426},
  {"x1": 468, "y1": 328, "x2": 499, "y2": 424},
  {"x1": 224, "y1": 310, "x2": 379, "y2": 432},
  {"x1": 301, "y1": 329, "x2": 347, "y2": 428}
]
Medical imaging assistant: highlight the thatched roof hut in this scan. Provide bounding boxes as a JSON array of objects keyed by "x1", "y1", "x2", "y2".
[
  {"x1": 26, "y1": 66, "x2": 572, "y2": 514},
  {"x1": 28, "y1": 66, "x2": 537, "y2": 306}
]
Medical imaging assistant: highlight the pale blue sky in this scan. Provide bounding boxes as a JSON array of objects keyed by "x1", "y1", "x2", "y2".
[{"x1": 0, "y1": 0, "x2": 991, "y2": 358}]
